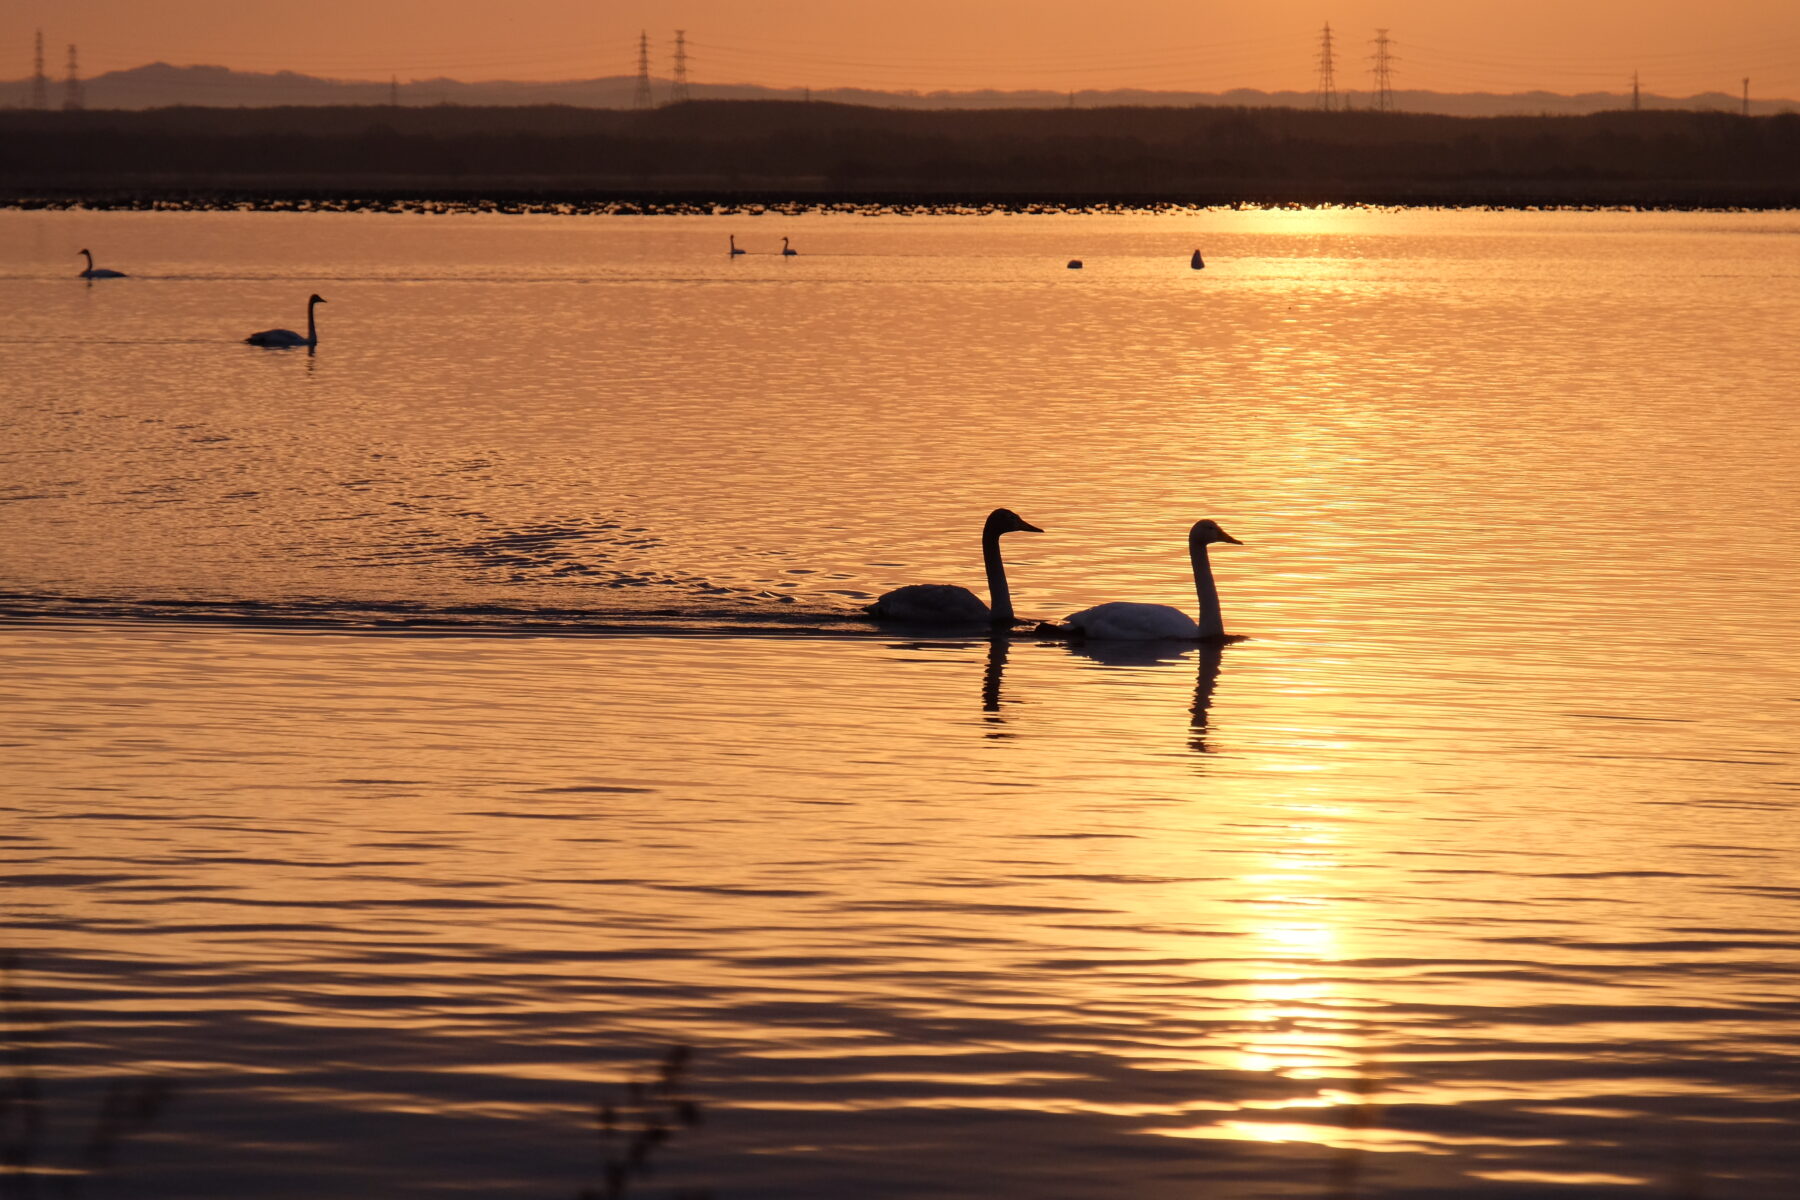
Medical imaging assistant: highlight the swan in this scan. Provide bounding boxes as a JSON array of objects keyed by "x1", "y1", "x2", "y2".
[
  {"x1": 77, "y1": 249, "x2": 126, "y2": 279},
  {"x1": 1060, "y1": 519, "x2": 1242, "y2": 640},
  {"x1": 729, "y1": 235, "x2": 746, "y2": 256},
  {"x1": 245, "y1": 294, "x2": 325, "y2": 348},
  {"x1": 781, "y1": 237, "x2": 798, "y2": 257},
  {"x1": 866, "y1": 508, "x2": 1043, "y2": 627},
  {"x1": 1191, "y1": 249, "x2": 1205, "y2": 269}
]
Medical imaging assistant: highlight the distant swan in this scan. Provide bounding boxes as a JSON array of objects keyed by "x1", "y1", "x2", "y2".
[
  {"x1": 77, "y1": 249, "x2": 126, "y2": 279},
  {"x1": 1060, "y1": 519, "x2": 1242, "y2": 640},
  {"x1": 866, "y1": 508, "x2": 1043, "y2": 627},
  {"x1": 1191, "y1": 249, "x2": 1205, "y2": 269},
  {"x1": 245, "y1": 294, "x2": 325, "y2": 348},
  {"x1": 729, "y1": 235, "x2": 746, "y2": 256},
  {"x1": 781, "y1": 237, "x2": 798, "y2": 257}
]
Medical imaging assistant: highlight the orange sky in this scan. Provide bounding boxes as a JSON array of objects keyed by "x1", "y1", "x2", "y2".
[{"x1": 7, "y1": 0, "x2": 1798, "y2": 97}]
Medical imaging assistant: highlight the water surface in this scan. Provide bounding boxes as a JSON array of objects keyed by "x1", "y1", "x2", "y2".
[{"x1": 3, "y1": 206, "x2": 1799, "y2": 1197}]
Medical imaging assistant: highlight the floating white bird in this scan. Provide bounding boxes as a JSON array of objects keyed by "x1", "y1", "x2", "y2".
[
  {"x1": 782, "y1": 237, "x2": 798, "y2": 257},
  {"x1": 77, "y1": 249, "x2": 126, "y2": 279},
  {"x1": 245, "y1": 294, "x2": 325, "y2": 349},
  {"x1": 729, "y1": 235, "x2": 746, "y2": 256},
  {"x1": 866, "y1": 508, "x2": 1043, "y2": 627},
  {"x1": 1060, "y1": 519, "x2": 1243, "y2": 640}
]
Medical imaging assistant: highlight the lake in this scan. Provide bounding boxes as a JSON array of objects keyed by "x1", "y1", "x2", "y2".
[{"x1": 3, "y1": 205, "x2": 1799, "y2": 1198}]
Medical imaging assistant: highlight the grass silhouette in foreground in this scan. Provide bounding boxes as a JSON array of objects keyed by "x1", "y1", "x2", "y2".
[
  {"x1": 578, "y1": 1043, "x2": 709, "y2": 1200},
  {"x1": 0, "y1": 952, "x2": 175, "y2": 1199}
]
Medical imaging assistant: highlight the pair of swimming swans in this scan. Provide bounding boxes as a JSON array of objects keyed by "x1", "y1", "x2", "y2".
[
  {"x1": 865, "y1": 509, "x2": 1242, "y2": 640},
  {"x1": 727, "y1": 236, "x2": 797, "y2": 256},
  {"x1": 245, "y1": 294, "x2": 326, "y2": 348}
]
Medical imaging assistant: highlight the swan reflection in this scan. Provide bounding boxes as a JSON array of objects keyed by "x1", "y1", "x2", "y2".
[
  {"x1": 1189, "y1": 640, "x2": 1224, "y2": 755},
  {"x1": 1059, "y1": 638, "x2": 1230, "y2": 755},
  {"x1": 981, "y1": 635, "x2": 1014, "y2": 736}
]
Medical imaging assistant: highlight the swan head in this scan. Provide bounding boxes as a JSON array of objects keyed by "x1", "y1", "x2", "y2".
[
  {"x1": 1190, "y1": 519, "x2": 1242, "y2": 547},
  {"x1": 309, "y1": 294, "x2": 326, "y2": 305},
  {"x1": 985, "y1": 508, "x2": 1044, "y2": 536},
  {"x1": 78, "y1": 248, "x2": 92, "y2": 257}
]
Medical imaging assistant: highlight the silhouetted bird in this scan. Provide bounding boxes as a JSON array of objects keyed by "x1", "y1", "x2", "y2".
[
  {"x1": 866, "y1": 508, "x2": 1044, "y2": 628},
  {"x1": 245, "y1": 294, "x2": 325, "y2": 349},
  {"x1": 1056, "y1": 519, "x2": 1243, "y2": 640},
  {"x1": 78, "y1": 249, "x2": 126, "y2": 278}
]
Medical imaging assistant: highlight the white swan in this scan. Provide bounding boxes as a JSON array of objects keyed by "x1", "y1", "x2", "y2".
[
  {"x1": 1062, "y1": 519, "x2": 1242, "y2": 640},
  {"x1": 866, "y1": 508, "x2": 1043, "y2": 627},
  {"x1": 77, "y1": 249, "x2": 126, "y2": 279},
  {"x1": 781, "y1": 237, "x2": 798, "y2": 257},
  {"x1": 729, "y1": 235, "x2": 746, "y2": 256},
  {"x1": 245, "y1": 294, "x2": 325, "y2": 348}
]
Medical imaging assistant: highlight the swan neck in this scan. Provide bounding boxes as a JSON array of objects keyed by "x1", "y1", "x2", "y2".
[
  {"x1": 982, "y1": 527, "x2": 1014, "y2": 626},
  {"x1": 306, "y1": 298, "x2": 318, "y2": 345},
  {"x1": 1190, "y1": 541, "x2": 1224, "y2": 639}
]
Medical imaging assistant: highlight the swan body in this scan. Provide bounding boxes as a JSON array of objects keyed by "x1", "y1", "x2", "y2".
[
  {"x1": 1067, "y1": 259, "x2": 1083, "y2": 269},
  {"x1": 866, "y1": 508, "x2": 1043, "y2": 628},
  {"x1": 246, "y1": 294, "x2": 325, "y2": 348},
  {"x1": 1191, "y1": 249, "x2": 1205, "y2": 269},
  {"x1": 781, "y1": 237, "x2": 798, "y2": 257},
  {"x1": 729, "y1": 235, "x2": 746, "y2": 256},
  {"x1": 1064, "y1": 601, "x2": 1199, "y2": 640},
  {"x1": 77, "y1": 249, "x2": 126, "y2": 278},
  {"x1": 1063, "y1": 519, "x2": 1242, "y2": 641}
]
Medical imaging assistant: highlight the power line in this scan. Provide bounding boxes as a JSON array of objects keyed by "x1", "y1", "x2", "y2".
[{"x1": 1315, "y1": 23, "x2": 1337, "y2": 111}]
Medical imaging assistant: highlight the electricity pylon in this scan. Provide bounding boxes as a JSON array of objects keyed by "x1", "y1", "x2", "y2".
[
  {"x1": 1370, "y1": 29, "x2": 1395, "y2": 113},
  {"x1": 1315, "y1": 23, "x2": 1338, "y2": 111},
  {"x1": 671, "y1": 30, "x2": 690, "y2": 103},
  {"x1": 31, "y1": 29, "x2": 47, "y2": 109},
  {"x1": 632, "y1": 31, "x2": 653, "y2": 110},
  {"x1": 63, "y1": 44, "x2": 83, "y2": 111}
]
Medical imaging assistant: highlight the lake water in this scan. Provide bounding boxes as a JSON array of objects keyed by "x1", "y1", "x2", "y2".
[{"x1": 3, "y1": 205, "x2": 1799, "y2": 1198}]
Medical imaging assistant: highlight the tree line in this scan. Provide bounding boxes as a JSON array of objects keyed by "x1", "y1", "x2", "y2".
[{"x1": 5, "y1": 100, "x2": 1798, "y2": 205}]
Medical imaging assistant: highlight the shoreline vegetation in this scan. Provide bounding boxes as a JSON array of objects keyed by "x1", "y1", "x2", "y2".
[{"x1": 4, "y1": 99, "x2": 1799, "y2": 209}]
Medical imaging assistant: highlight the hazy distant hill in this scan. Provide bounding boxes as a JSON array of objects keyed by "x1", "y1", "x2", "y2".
[{"x1": 5, "y1": 61, "x2": 1796, "y2": 117}]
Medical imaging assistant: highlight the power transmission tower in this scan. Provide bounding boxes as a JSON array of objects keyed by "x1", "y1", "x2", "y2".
[
  {"x1": 62, "y1": 43, "x2": 82, "y2": 111},
  {"x1": 31, "y1": 29, "x2": 47, "y2": 109},
  {"x1": 1742, "y1": 77, "x2": 1750, "y2": 116},
  {"x1": 670, "y1": 30, "x2": 690, "y2": 103},
  {"x1": 390, "y1": 74, "x2": 399, "y2": 107},
  {"x1": 1369, "y1": 29, "x2": 1395, "y2": 112},
  {"x1": 1315, "y1": 23, "x2": 1337, "y2": 111},
  {"x1": 632, "y1": 30, "x2": 653, "y2": 110},
  {"x1": 1631, "y1": 70, "x2": 1640, "y2": 111}
]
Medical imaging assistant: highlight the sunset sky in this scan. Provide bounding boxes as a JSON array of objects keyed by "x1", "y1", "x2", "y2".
[{"x1": 5, "y1": 0, "x2": 1799, "y2": 97}]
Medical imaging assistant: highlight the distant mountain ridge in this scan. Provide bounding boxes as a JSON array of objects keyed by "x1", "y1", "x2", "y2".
[{"x1": 7, "y1": 60, "x2": 1796, "y2": 117}]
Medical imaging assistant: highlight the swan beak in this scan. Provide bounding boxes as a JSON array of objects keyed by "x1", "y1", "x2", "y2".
[
  {"x1": 1020, "y1": 519, "x2": 1044, "y2": 534},
  {"x1": 1219, "y1": 530, "x2": 1243, "y2": 545}
]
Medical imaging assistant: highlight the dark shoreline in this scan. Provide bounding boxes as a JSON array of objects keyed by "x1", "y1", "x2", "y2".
[
  {"x1": 5, "y1": 99, "x2": 1798, "y2": 211},
  {"x1": 9, "y1": 182, "x2": 1799, "y2": 213}
]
